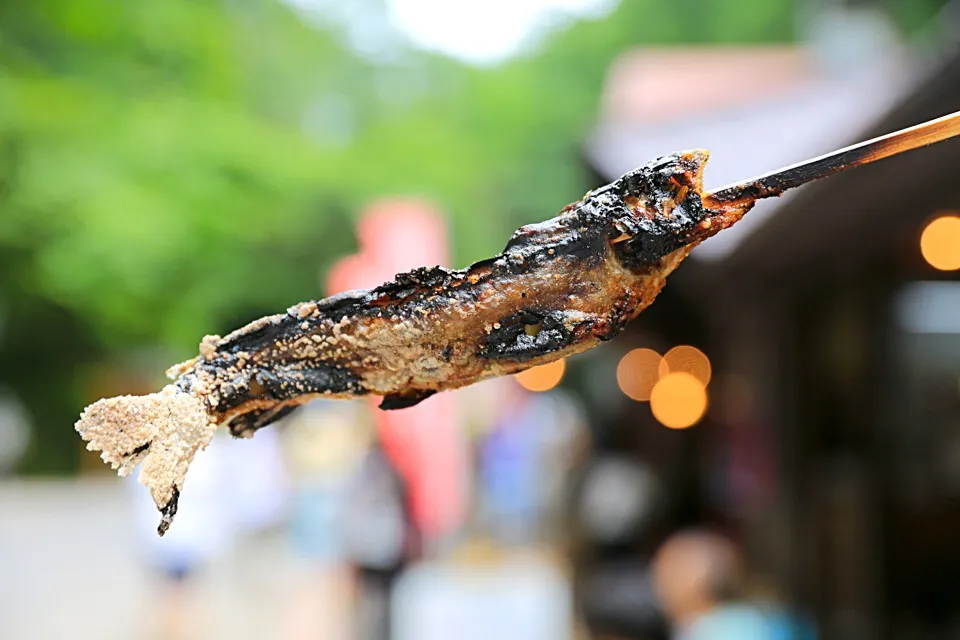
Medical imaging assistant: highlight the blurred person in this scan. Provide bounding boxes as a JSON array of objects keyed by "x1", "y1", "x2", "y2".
[
  {"x1": 478, "y1": 380, "x2": 585, "y2": 546},
  {"x1": 280, "y1": 399, "x2": 371, "y2": 640},
  {"x1": 573, "y1": 455, "x2": 667, "y2": 640},
  {"x1": 755, "y1": 595, "x2": 817, "y2": 640},
  {"x1": 576, "y1": 455, "x2": 662, "y2": 549},
  {"x1": 219, "y1": 425, "x2": 294, "y2": 636},
  {"x1": 279, "y1": 395, "x2": 415, "y2": 640},
  {"x1": 220, "y1": 424, "x2": 290, "y2": 535},
  {"x1": 478, "y1": 385, "x2": 541, "y2": 545},
  {"x1": 341, "y1": 439, "x2": 420, "y2": 640},
  {"x1": 535, "y1": 387, "x2": 590, "y2": 536},
  {"x1": 129, "y1": 432, "x2": 235, "y2": 640},
  {"x1": 130, "y1": 426, "x2": 291, "y2": 640},
  {"x1": 651, "y1": 530, "x2": 772, "y2": 640},
  {"x1": 283, "y1": 400, "x2": 369, "y2": 563},
  {"x1": 579, "y1": 561, "x2": 669, "y2": 640}
]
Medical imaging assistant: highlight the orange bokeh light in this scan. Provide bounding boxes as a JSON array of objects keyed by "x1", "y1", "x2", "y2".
[
  {"x1": 650, "y1": 372, "x2": 708, "y2": 429},
  {"x1": 514, "y1": 359, "x2": 566, "y2": 392},
  {"x1": 920, "y1": 215, "x2": 960, "y2": 271},
  {"x1": 617, "y1": 348, "x2": 664, "y2": 402},
  {"x1": 658, "y1": 345, "x2": 712, "y2": 386}
]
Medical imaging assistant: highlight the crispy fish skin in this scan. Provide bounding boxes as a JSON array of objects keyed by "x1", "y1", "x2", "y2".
[{"x1": 77, "y1": 149, "x2": 752, "y2": 533}]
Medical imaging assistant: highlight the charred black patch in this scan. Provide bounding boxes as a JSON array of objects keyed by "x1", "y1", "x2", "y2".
[
  {"x1": 466, "y1": 255, "x2": 500, "y2": 272},
  {"x1": 314, "y1": 288, "x2": 370, "y2": 315},
  {"x1": 157, "y1": 487, "x2": 180, "y2": 537},
  {"x1": 379, "y1": 389, "x2": 437, "y2": 410},
  {"x1": 607, "y1": 154, "x2": 711, "y2": 269},
  {"x1": 207, "y1": 361, "x2": 361, "y2": 411},
  {"x1": 254, "y1": 363, "x2": 360, "y2": 401},
  {"x1": 477, "y1": 309, "x2": 574, "y2": 361},
  {"x1": 124, "y1": 441, "x2": 151, "y2": 459},
  {"x1": 373, "y1": 266, "x2": 457, "y2": 301},
  {"x1": 216, "y1": 315, "x2": 292, "y2": 355},
  {"x1": 596, "y1": 319, "x2": 626, "y2": 342},
  {"x1": 611, "y1": 192, "x2": 709, "y2": 269},
  {"x1": 228, "y1": 404, "x2": 299, "y2": 436},
  {"x1": 216, "y1": 292, "x2": 373, "y2": 357},
  {"x1": 498, "y1": 152, "x2": 711, "y2": 273},
  {"x1": 501, "y1": 214, "x2": 607, "y2": 267},
  {"x1": 299, "y1": 364, "x2": 362, "y2": 394}
]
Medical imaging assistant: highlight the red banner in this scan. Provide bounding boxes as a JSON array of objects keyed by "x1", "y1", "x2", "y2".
[{"x1": 325, "y1": 199, "x2": 467, "y2": 540}]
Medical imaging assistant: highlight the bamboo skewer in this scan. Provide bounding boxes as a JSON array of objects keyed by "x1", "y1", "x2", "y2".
[{"x1": 704, "y1": 110, "x2": 960, "y2": 208}]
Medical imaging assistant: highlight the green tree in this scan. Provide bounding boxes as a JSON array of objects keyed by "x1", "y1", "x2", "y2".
[{"x1": 0, "y1": 0, "x2": 817, "y2": 472}]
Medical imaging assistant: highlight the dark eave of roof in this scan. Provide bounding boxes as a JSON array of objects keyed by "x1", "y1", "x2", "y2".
[{"x1": 724, "y1": 43, "x2": 960, "y2": 285}]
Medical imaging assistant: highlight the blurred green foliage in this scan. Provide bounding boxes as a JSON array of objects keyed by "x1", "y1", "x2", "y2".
[
  {"x1": 0, "y1": 0, "x2": 945, "y2": 472},
  {"x1": 0, "y1": 0, "x2": 798, "y2": 349}
]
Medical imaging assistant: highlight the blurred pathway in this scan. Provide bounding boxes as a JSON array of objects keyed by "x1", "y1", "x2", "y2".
[
  {"x1": 0, "y1": 479, "x2": 301, "y2": 640},
  {"x1": 0, "y1": 479, "x2": 574, "y2": 640}
]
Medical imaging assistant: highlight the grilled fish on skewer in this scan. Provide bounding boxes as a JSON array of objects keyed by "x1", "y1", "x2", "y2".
[
  {"x1": 76, "y1": 110, "x2": 960, "y2": 535},
  {"x1": 78, "y1": 150, "x2": 742, "y2": 534}
]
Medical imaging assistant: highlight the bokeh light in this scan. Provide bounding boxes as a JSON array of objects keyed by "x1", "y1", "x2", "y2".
[
  {"x1": 658, "y1": 345, "x2": 712, "y2": 386},
  {"x1": 514, "y1": 358, "x2": 566, "y2": 392},
  {"x1": 617, "y1": 348, "x2": 664, "y2": 401},
  {"x1": 920, "y1": 215, "x2": 960, "y2": 271},
  {"x1": 650, "y1": 372, "x2": 708, "y2": 429}
]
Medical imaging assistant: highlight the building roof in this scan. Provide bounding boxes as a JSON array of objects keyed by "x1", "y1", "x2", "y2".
[
  {"x1": 727, "y1": 45, "x2": 960, "y2": 280},
  {"x1": 598, "y1": 46, "x2": 816, "y2": 126},
  {"x1": 582, "y1": 0, "x2": 960, "y2": 266}
]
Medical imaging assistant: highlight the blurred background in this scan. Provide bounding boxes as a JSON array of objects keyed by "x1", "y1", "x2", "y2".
[{"x1": 1, "y1": 0, "x2": 959, "y2": 638}]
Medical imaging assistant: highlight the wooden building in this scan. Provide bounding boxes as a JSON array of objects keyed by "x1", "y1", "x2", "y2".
[{"x1": 579, "y1": 4, "x2": 960, "y2": 638}]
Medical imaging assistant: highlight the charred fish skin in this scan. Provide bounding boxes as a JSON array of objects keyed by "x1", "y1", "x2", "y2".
[{"x1": 166, "y1": 150, "x2": 739, "y2": 435}]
